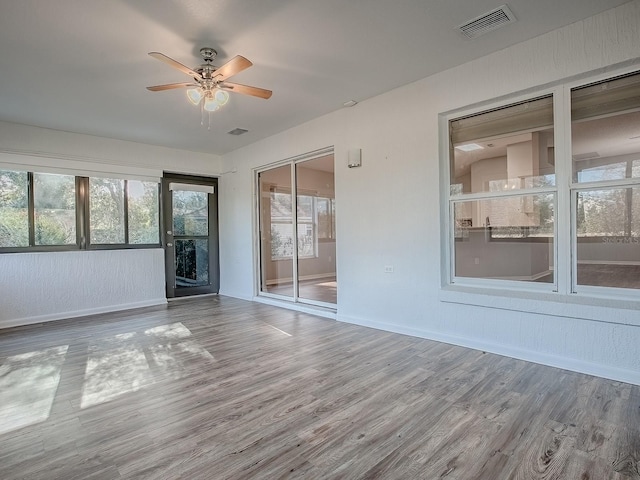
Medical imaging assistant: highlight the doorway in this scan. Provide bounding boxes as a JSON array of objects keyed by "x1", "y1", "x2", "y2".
[{"x1": 162, "y1": 174, "x2": 219, "y2": 298}]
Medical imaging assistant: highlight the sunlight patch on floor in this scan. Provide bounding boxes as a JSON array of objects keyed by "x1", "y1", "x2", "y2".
[
  {"x1": 81, "y1": 322, "x2": 214, "y2": 409},
  {"x1": 0, "y1": 345, "x2": 68, "y2": 434}
]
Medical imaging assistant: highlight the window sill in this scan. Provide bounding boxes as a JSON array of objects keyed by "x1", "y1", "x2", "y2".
[{"x1": 439, "y1": 284, "x2": 640, "y2": 327}]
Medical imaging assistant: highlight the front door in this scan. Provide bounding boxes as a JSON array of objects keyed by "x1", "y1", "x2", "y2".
[{"x1": 162, "y1": 174, "x2": 219, "y2": 298}]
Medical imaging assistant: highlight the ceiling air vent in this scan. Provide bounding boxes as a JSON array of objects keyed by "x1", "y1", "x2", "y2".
[
  {"x1": 458, "y1": 5, "x2": 516, "y2": 39},
  {"x1": 228, "y1": 128, "x2": 248, "y2": 136}
]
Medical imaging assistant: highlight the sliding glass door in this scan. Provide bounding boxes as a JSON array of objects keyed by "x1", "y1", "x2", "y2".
[{"x1": 257, "y1": 151, "x2": 336, "y2": 307}]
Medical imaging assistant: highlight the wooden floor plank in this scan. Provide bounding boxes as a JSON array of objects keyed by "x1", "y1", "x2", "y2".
[{"x1": 0, "y1": 295, "x2": 639, "y2": 479}]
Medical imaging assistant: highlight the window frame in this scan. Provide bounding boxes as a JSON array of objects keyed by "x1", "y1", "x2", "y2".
[
  {"x1": 444, "y1": 86, "x2": 563, "y2": 293},
  {"x1": 441, "y1": 66, "x2": 640, "y2": 306},
  {"x1": 0, "y1": 171, "x2": 161, "y2": 253}
]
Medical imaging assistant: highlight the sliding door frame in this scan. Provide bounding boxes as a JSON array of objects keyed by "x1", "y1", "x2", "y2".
[{"x1": 254, "y1": 147, "x2": 336, "y2": 309}]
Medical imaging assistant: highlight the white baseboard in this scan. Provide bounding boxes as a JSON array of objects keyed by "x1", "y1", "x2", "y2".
[
  {"x1": 218, "y1": 290, "x2": 253, "y2": 301},
  {"x1": 337, "y1": 313, "x2": 640, "y2": 386},
  {"x1": 0, "y1": 298, "x2": 168, "y2": 330}
]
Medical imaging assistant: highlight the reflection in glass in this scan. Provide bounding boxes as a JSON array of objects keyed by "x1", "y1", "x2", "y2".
[
  {"x1": 172, "y1": 190, "x2": 208, "y2": 236},
  {"x1": 576, "y1": 187, "x2": 640, "y2": 289},
  {"x1": 450, "y1": 96, "x2": 555, "y2": 195},
  {"x1": 296, "y1": 155, "x2": 336, "y2": 304},
  {"x1": 34, "y1": 173, "x2": 76, "y2": 246},
  {"x1": 90, "y1": 177, "x2": 125, "y2": 244},
  {"x1": 573, "y1": 111, "x2": 640, "y2": 183},
  {"x1": 454, "y1": 194, "x2": 555, "y2": 283},
  {"x1": 0, "y1": 170, "x2": 28, "y2": 247},
  {"x1": 175, "y1": 239, "x2": 209, "y2": 288},
  {"x1": 572, "y1": 72, "x2": 640, "y2": 184},
  {"x1": 259, "y1": 165, "x2": 294, "y2": 297}
]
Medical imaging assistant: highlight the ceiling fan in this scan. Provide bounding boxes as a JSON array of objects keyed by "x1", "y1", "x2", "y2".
[{"x1": 146, "y1": 47, "x2": 272, "y2": 113}]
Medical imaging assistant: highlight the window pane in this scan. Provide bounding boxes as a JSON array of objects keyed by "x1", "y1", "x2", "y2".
[
  {"x1": 175, "y1": 239, "x2": 209, "y2": 287},
  {"x1": 296, "y1": 155, "x2": 337, "y2": 304},
  {"x1": 0, "y1": 170, "x2": 28, "y2": 247},
  {"x1": 90, "y1": 177, "x2": 125, "y2": 244},
  {"x1": 572, "y1": 72, "x2": 640, "y2": 183},
  {"x1": 454, "y1": 194, "x2": 555, "y2": 283},
  {"x1": 128, "y1": 181, "x2": 159, "y2": 244},
  {"x1": 172, "y1": 190, "x2": 208, "y2": 236},
  {"x1": 258, "y1": 165, "x2": 293, "y2": 297},
  {"x1": 450, "y1": 96, "x2": 555, "y2": 195},
  {"x1": 576, "y1": 187, "x2": 640, "y2": 289},
  {"x1": 34, "y1": 173, "x2": 76, "y2": 246}
]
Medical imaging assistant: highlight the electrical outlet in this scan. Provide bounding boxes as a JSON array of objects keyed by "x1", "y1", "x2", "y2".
[{"x1": 384, "y1": 265, "x2": 394, "y2": 273}]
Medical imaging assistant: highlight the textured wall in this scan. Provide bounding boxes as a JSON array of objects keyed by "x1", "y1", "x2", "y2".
[
  {"x1": 0, "y1": 249, "x2": 166, "y2": 328},
  {"x1": 219, "y1": 1, "x2": 640, "y2": 384}
]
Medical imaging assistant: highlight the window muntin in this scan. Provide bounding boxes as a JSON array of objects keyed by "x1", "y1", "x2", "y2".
[
  {"x1": 0, "y1": 170, "x2": 29, "y2": 248},
  {"x1": 34, "y1": 173, "x2": 76, "y2": 246}
]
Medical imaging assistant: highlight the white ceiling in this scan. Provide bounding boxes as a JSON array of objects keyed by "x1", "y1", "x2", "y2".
[{"x1": 0, "y1": 0, "x2": 631, "y2": 156}]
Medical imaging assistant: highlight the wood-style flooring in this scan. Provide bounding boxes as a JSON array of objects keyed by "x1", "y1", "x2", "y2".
[{"x1": 0, "y1": 296, "x2": 638, "y2": 479}]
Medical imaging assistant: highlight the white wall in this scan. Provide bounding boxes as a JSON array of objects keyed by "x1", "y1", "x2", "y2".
[
  {"x1": 0, "y1": 122, "x2": 222, "y2": 327},
  {"x1": 219, "y1": 1, "x2": 640, "y2": 384}
]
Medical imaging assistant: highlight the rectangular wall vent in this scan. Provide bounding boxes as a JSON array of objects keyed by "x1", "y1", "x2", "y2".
[
  {"x1": 228, "y1": 128, "x2": 248, "y2": 136},
  {"x1": 458, "y1": 5, "x2": 516, "y2": 39}
]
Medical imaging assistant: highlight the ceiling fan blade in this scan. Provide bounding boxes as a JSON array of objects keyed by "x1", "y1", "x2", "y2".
[
  {"x1": 220, "y1": 82, "x2": 272, "y2": 99},
  {"x1": 212, "y1": 56, "x2": 253, "y2": 81},
  {"x1": 146, "y1": 82, "x2": 198, "y2": 92},
  {"x1": 148, "y1": 52, "x2": 202, "y2": 80}
]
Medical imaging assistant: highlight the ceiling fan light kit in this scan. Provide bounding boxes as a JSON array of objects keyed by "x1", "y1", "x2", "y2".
[{"x1": 147, "y1": 47, "x2": 272, "y2": 128}]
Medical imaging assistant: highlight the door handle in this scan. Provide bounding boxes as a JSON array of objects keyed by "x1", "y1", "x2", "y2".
[{"x1": 166, "y1": 243, "x2": 173, "y2": 247}]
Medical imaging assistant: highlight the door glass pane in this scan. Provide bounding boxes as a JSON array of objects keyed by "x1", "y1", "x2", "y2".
[
  {"x1": 0, "y1": 170, "x2": 29, "y2": 247},
  {"x1": 172, "y1": 191, "x2": 208, "y2": 236},
  {"x1": 259, "y1": 165, "x2": 293, "y2": 297},
  {"x1": 454, "y1": 194, "x2": 555, "y2": 283},
  {"x1": 34, "y1": 173, "x2": 76, "y2": 246},
  {"x1": 576, "y1": 187, "x2": 640, "y2": 289},
  {"x1": 175, "y1": 239, "x2": 209, "y2": 288},
  {"x1": 128, "y1": 181, "x2": 159, "y2": 244},
  {"x1": 296, "y1": 155, "x2": 337, "y2": 304},
  {"x1": 90, "y1": 177, "x2": 125, "y2": 244}
]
